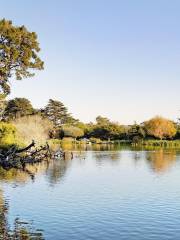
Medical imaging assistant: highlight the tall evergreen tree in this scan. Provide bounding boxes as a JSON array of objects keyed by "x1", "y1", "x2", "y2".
[{"x1": 44, "y1": 99, "x2": 74, "y2": 127}]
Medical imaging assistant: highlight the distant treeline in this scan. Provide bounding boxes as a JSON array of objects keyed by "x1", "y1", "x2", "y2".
[
  {"x1": 0, "y1": 19, "x2": 179, "y2": 147},
  {"x1": 0, "y1": 97, "x2": 179, "y2": 147}
]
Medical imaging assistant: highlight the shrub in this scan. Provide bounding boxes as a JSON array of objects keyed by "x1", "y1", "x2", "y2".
[
  {"x1": 61, "y1": 137, "x2": 75, "y2": 151},
  {"x1": 12, "y1": 115, "x2": 53, "y2": 145},
  {"x1": 61, "y1": 126, "x2": 84, "y2": 139},
  {"x1": 144, "y1": 116, "x2": 177, "y2": 140},
  {"x1": 0, "y1": 122, "x2": 19, "y2": 147},
  {"x1": 89, "y1": 137, "x2": 102, "y2": 144},
  {"x1": 48, "y1": 139, "x2": 62, "y2": 152}
]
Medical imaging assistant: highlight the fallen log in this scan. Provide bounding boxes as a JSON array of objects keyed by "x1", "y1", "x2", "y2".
[
  {"x1": 16, "y1": 140, "x2": 35, "y2": 153},
  {"x1": 0, "y1": 141, "x2": 62, "y2": 170}
]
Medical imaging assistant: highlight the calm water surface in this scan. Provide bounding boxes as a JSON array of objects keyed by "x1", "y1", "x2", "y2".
[{"x1": 1, "y1": 147, "x2": 180, "y2": 239}]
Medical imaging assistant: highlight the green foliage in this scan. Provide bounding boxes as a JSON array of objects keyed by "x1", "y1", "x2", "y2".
[
  {"x1": 61, "y1": 125, "x2": 84, "y2": 139},
  {"x1": 128, "y1": 123, "x2": 146, "y2": 141},
  {"x1": 43, "y1": 99, "x2": 76, "y2": 128},
  {"x1": 74, "y1": 121, "x2": 90, "y2": 134},
  {"x1": 96, "y1": 116, "x2": 110, "y2": 125},
  {"x1": 133, "y1": 140, "x2": 180, "y2": 148},
  {"x1": 0, "y1": 19, "x2": 44, "y2": 95},
  {"x1": 0, "y1": 122, "x2": 19, "y2": 147},
  {"x1": 175, "y1": 121, "x2": 180, "y2": 139},
  {"x1": 0, "y1": 95, "x2": 179, "y2": 147},
  {"x1": 48, "y1": 139, "x2": 62, "y2": 145},
  {"x1": 4, "y1": 97, "x2": 34, "y2": 120},
  {"x1": 88, "y1": 116, "x2": 125, "y2": 140},
  {"x1": 89, "y1": 137, "x2": 102, "y2": 144}
]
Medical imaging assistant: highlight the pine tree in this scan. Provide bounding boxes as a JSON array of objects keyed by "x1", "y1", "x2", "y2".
[{"x1": 44, "y1": 99, "x2": 73, "y2": 128}]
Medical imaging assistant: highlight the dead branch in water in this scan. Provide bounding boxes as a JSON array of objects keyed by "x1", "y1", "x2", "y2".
[{"x1": 0, "y1": 141, "x2": 60, "y2": 170}]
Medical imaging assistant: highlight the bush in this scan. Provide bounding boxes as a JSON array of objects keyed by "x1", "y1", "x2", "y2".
[
  {"x1": 47, "y1": 139, "x2": 62, "y2": 152},
  {"x1": 144, "y1": 116, "x2": 177, "y2": 140},
  {"x1": 60, "y1": 137, "x2": 76, "y2": 151},
  {"x1": 12, "y1": 115, "x2": 53, "y2": 145},
  {"x1": 61, "y1": 126, "x2": 84, "y2": 139},
  {"x1": 62, "y1": 137, "x2": 75, "y2": 143},
  {"x1": 0, "y1": 122, "x2": 19, "y2": 147},
  {"x1": 89, "y1": 137, "x2": 102, "y2": 144}
]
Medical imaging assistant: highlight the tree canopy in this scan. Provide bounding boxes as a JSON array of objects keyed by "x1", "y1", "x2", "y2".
[
  {"x1": 96, "y1": 116, "x2": 110, "y2": 125},
  {"x1": 88, "y1": 116, "x2": 125, "y2": 140},
  {"x1": 128, "y1": 122, "x2": 146, "y2": 142},
  {"x1": 144, "y1": 116, "x2": 177, "y2": 140},
  {"x1": 61, "y1": 126, "x2": 84, "y2": 139},
  {"x1": 0, "y1": 19, "x2": 43, "y2": 95},
  {"x1": 4, "y1": 97, "x2": 34, "y2": 120},
  {"x1": 43, "y1": 99, "x2": 76, "y2": 128}
]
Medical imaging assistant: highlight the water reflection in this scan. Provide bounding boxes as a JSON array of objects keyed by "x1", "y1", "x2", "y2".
[
  {"x1": 0, "y1": 159, "x2": 70, "y2": 238},
  {"x1": 0, "y1": 147, "x2": 180, "y2": 239},
  {"x1": 93, "y1": 151, "x2": 121, "y2": 166},
  {"x1": 61, "y1": 142, "x2": 129, "y2": 152},
  {"x1": 0, "y1": 148, "x2": 179, "y2": 185},
  {"x1": 0, "y1": 189, "x2": 44, "y2": 239},
  {"x1": 47, "y1": 158, "x2": 72, "y2": 185},
  {"x1": 0, "y1": 159, "x2": 72, "y2": 186},
  {"x1": 146, "y1": 150, "x2": 177, "y2": 173}
]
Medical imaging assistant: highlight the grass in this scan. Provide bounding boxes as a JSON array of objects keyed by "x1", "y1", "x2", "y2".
[{"x1": 132, "y1": 140, "x2": 180, "y2": 148}]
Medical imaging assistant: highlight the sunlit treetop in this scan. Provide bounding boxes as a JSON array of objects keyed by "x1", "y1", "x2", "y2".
[
  {"x1": 144, "y1": 116, "x2": 177, "y2": 140},
  {"x1": 0, "y1": 19, "x2": 44, "y2": 95}
]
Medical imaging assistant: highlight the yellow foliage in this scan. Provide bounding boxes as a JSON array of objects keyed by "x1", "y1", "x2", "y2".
[
  {"x1": 144, "y1": 116, "x2": 177, "y2": 140},
  {"x1": 0, "y1": 122, "x2": 20, "y2": 147}
]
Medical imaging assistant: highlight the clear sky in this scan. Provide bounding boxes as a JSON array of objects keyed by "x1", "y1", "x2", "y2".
[{"x1": 1, "y1": 0, "x2": 180, "y2": 124}]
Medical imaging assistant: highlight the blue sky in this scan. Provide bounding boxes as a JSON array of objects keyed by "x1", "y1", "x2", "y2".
[{"x1": 1, "y1": 0, "x2": 180, "y2": 124}]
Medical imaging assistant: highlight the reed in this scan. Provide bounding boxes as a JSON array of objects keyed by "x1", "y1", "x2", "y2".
[{"x1": 133, "y1": 140, "x2": 180, "y2": 148}]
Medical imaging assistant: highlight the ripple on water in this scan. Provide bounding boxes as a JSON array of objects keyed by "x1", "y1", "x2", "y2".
[{"x1": 1, "y1": 150, "x2": 180, "y2": 239}]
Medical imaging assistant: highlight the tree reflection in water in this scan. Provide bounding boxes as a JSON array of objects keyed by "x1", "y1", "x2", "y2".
[
  {"x1": 0, "y1": 155, "x2": 73, "y2": 186},
  {"x1": 146, "y1": 149, "x2": 177, "y2": 173},
  {"x1": 47, "y1": 157, "x2": 72, "y2": 186},
  {"x1": 0, "y1": 154, "x2": 75, "y2": 239},
  {"x1": 0, "y1": 147, "x2": 179, "y2": 239},
  {"x1": 93, "y1": 151, "x2": 121, "y2": 166},
  {"x1": 0, "y1": 164, "x2": 48, "y2": 239}
]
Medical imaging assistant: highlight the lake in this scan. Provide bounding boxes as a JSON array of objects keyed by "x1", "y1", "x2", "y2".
[{"x1": 1, "y1": 146, "x2": 180, "y2": 239}]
